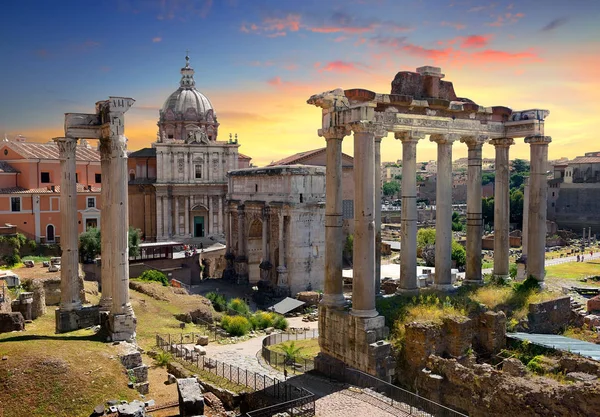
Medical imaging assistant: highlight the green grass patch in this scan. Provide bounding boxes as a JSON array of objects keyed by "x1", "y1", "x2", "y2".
[
  {"x1": 546, "y1": 260, "x2": 600, "y2": 280},
  {"x1": 267, "y1": 338, "x2": 320, "y2": 360},
  {"x1": 21, "y1": 255, "x2": 51, "y2": 262},
  {"x1": 175, "y1": 358, "x2": 247, "y2": 393}
]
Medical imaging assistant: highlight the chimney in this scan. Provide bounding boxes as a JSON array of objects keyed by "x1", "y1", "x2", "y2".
[{"x1": 51, "y1": 185, "x2": 56, "y2": 192}]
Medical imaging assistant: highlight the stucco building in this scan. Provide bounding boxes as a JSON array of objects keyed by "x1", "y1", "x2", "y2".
[
  {"x1": 152, "y1": 55, "x2": 250, "y2": 243},
  {"x1": 128, "y1": 147, "x2": 158, "y2": 241},
  {"x1": 225, "y1": 165, "x2": 326, "y2": 295},
  {"x1": 0, "y1": 138, "x2": 102, "y2": 242}
]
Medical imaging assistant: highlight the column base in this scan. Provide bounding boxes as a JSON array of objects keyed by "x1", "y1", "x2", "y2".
[
  {"x1": 321, "y1": 293, "x2": 346, "y2": 309},
  {"x1": 108, "y1": 312, "x2": 137, "y2": 342},
  {"x1": 276, "y1": 266, "x2": 288, "y2": 287},
  {"x1": 99, "y1": 297, "x2": 112, "y2": 312},
  {"x1": 55, "y1": 305, "x2": 100, "y2": 333},
  {"x1": 395, "y1": 287, "x2": 420, "y2": 296},
  {"x1": 493, "y1": 274, "x2": 511, "y2": 283},
  {"x1": 350, "y1": 308, "x2": 378, "y2": 318},
  {"x1": 462, "y1": 280, "x2": 484, "y2": 286},
  {"x1": 431, "y1": 283, "x2": 456, "y2": 292}
]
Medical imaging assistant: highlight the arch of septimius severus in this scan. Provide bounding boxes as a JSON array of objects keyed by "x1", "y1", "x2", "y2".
[
  {"x1": 55, "y1": 97, "x2": 137, "y2": 342},
  {"x1": 308, "y1": 66, "x2": 550, "y2": 380}
]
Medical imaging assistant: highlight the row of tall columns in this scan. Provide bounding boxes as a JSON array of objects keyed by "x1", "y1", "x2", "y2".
[
  {"x1": 491, "y1": 138, "x2": 514, "y2": 280},
  {"x1": 99, "y1": 139, "x2": 113, "y2": 311},
  {"x1": 158, "y1": 195, "x2": 226, "y2": 239},
  {"x1": 55, "y1": 137, "x2": 82, "y2": 313},
  {"x1": 374, "y1": 132, "x2": 385, "y2": 297},
  {"x1": 431, "y1": 134, "x2": 455, "y2": 289}
]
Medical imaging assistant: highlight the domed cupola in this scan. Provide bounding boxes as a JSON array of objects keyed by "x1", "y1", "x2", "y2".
[{"x1": 157, "y1": 53, "x2": 219, "y2": 144}]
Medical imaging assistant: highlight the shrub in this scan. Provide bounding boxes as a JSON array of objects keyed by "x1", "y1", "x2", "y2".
[
  {"x1": 221, "y1": 315, "x2": 251, "y2": 336},
  {"x1": 139, "y1": 269, "x2": 169, "y2": 286},
  {"x1": 227, "y1": 298, "x2": 250, "y2": 316},
  {"x1": 3, "y1": 251, "x2": 21, "y2": 267},
  {"x1": 249, "y1": 311, "x2": 277, "y2": 330},
  {"x1": 273, "y1": 314, "x2": 289, "y2": 330},
  {"x1": 206, "y1": 292, "x2": 227, "y2": 312},
  {"x1": 526, "y1": 355, "x2": 547, "y2": 375},
  {"x1": 154, "y1": 351, "x2": 172, "y2": 367}
]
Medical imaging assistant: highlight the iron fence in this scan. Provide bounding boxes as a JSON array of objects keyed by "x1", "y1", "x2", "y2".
[
  {"x1": 320, "y1": 363, "x2": 468, "y2": 417},
  {"x1": 261, "y1": 329, "x2": 318, "y2": 374},
  {"x1": 155, "y1": 334, "x2": 315, "y2": 416}
]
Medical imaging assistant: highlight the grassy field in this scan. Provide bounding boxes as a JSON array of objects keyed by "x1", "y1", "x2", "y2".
[
  {"x1": 267, "y1": 338, "x2": 320, "y2": 361},
  {"x1": 546, "y1": 260, "x2": 600, "y2": 280},
  {"x1": 0, "y1": 278, "x2": 216, "y2": 417}
]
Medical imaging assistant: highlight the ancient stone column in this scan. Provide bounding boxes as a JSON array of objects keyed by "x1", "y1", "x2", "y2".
[
  {"x1": 522, "y1": 176, "x2": 530, "y2": 256},
  {"x1": 395, "y1": 131, "x2": 425, "y2": 293},
  {"x1": 462, "y1": 136, "x2": 486, "y2": 284},
  {"x1": 490, "y1": 138, "x2": 514, "y2": 281},
  {"x1": 277, "y1": 212, "x2": 288, "y2": 287},
  {"x1": 184, "y1": 196, "x2": 190, "y2": 236},
  {"x1": 175, "y1": 197, "x2": 180, "y2": 235},
  {"x1": 430, "y1": 134, "x2": 456, "y2": 290},
  {"x1": 525, "y1": 135, "x2": 551, "y2": 282},
  {"x1": 321, "y1": 126, "x2": 348, "y2": 308},
  {"x1": 54, "y1": 137, "x2": 82, "y2": 313},
  {"x1": 235, "y1": 205, "x2": 248, "y2": 284},
  {"x1": 350, "y1": 122, "x2": 378, "y2": 317},
  {"x1": 109, "y1": 133, "x2": 136, "y2": 340},
  {"x1": 374, "y1": 128, "x2": 387, "y2": 297},
  {"x1": 99, "y1": 138, "x2": 112, "y2": 311}
]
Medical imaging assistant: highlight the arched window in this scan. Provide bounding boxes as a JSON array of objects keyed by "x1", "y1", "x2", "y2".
[
  {"x1": 47, "y1": 224, "x2": 55, "y2": 242},
  {"x1": 129, "y1": 170, "x2": 135, "y2": 181}
]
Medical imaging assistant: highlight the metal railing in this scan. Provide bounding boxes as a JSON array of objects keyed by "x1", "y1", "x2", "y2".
[
  {"x1": 261, "y1": 329, "x2": 319, "y2": 374},
  {"x1": 155, "y1": 334, "x2": 315, "y2": 416},
  {"x1": 320, "y1": 363, "x2": 467, "y2": 417}
]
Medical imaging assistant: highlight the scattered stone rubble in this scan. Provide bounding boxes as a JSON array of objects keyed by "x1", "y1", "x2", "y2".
[
  {"x1": 118, "y1": 343, "x2": 150, "y2": 395},
  {"x1": 177, "y1": 377, "x2": 205, "y2": 416}
]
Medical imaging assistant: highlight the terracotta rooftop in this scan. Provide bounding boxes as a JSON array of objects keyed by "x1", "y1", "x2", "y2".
[
  {"x1": 569, "y1": 156, "x2": 600, "y2": 164},
  {"x1": 2, "y1": 141, "x2": 100, "y2": 161},
  {"x1": 238, "y1": 153, "x2": 252, "y2": 160},
  {"x1": 268, "y1": 147, "x2": 353, "y2": 167},
  {"x1": 0, "y1": 184, "x2": 101, "y2": 194},
  {"x1": 0, "y1": 161, "x2": 18, "y2": 173}
]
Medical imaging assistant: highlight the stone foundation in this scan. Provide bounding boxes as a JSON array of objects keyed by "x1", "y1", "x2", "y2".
[
  {"x1": 11, "y1": 292, "x2": 33, "y2": 321},
  {"x1": 0, "y1": 312, "x2": 25, "y2": 333},
  {"x1": 528, "y1": 296, "x2": 571, "y2": 333},
  {"x1": 55, "y1": 305, "x2": 100, "y2": 333},
  {"x1": 109, "y1": 313, "x2": 137, "y2": 342},
  {"x1": 316, "y1": 305, "x2": 395, "y2": 380}
]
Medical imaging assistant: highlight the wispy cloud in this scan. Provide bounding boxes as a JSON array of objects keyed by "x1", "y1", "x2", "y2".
[
  {"x1": 316, "y1": 60, "x2": 368, "y2": 73},
  {"x1": 541, "y1": 17, "x2": 568, "y2": 32},
  {"x1": 486, "y1": 12, "x2": 525, "y2": 27},
  {"x1": 156, "y1": 0, "x2": 213, "y2": 20},
  {"x1": 152, "y1": 36, "x2": 162, "y2": 43},
  {"x1": 441, "y1": 21, "x2": 466, "y2": 30},
  {"x1": 461, "y1": 34, "x2": 493, "y2": 48}
]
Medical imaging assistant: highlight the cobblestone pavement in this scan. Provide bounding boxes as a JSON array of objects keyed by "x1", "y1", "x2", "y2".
[{"x1": 315, "y1": 390, "x2": 406, "y2": 417}]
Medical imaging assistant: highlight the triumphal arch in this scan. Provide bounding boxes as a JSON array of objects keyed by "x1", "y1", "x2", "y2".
[{"x1": 308, "y1": 66, "x2": 550, "y2": 379}]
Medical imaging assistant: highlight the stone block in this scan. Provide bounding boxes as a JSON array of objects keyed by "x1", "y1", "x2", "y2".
[
  {"x1": 0, "y1": 312, "x2": 25, "y2": 333},
  {"x1": 587, "y1": 295, "x2": 600, "y2": 313},
  {"x1": 55, "y1": 306, "x2": 100, "y2": 333},
  {"x1": 196, "y1": 335, "x2": 209, "y2": 346},
  {"x1": 404, "y1": 322, "x2": 444, "y2": 369},
  {"x1": 193, "y1": 345, "x2": 207, "y2": 355},
  {"x1": 443, "y1": 316, "x2": 473, "y2": 358},
  {"x1": 42, "y1": 279, "x2": 61, "y2": 306},
  {"x1": 30, "y1": 280, "x2": 46, "y2": 319},
  {"x1": 475, "y1": 311, "x2": 506, "y2": 354},
  {"x1": 117, "y1": 400, "x2": 146, "y2": 417},
  {"x1": 110, "y1": 313, "x2": 137, "y2": 342},
  {"x1": 528, "y1": 296, "x2": 571, "y2": 334},
  {"x1": 502, "y1": 358, "x2": 527, "y2": 377},
  {"x1": 131, "y1": 365, "x2": 148, "y2": 382},
  {"x1": 120, "y1": 351, "x2": 143, "y2": 369},
  {"x1": 135, "y1": 381, "x2": 150, "y2": 395},
  {"x1": 177, "y1": 378, "x2": 204, "y2": 416},
  {"x1": 297, "y1": 291, "x2": 320, "y2": 306}
]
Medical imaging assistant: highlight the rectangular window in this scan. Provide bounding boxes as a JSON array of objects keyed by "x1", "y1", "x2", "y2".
[
  {"x1": 195, "y1": 165, "x2": 202, "y2": 179},
  {"x1": 95, "y1": 173, "x2": 101, "y2": 183},
  {"x1": 75, "y1": 173, "x2": 79, "y2": 183},
  {"x1": 10, "y1": 197, "x2": 21, "y2": 212},
  {"x1": 40, "y1": 172, "x2": 50, "y2": 183},
  {"x1": 342, "y1": 200, "x2": 354, "y2": 220},
  {"x1": 87, "y1": 197, "x2": 95, "y2": 208}
]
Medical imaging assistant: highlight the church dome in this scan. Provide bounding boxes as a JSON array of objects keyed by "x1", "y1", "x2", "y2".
[{"x1": 161, "y1": 88, "x2": 213, "y2": 115}]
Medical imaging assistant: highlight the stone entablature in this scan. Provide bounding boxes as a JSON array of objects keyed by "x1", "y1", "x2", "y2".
[{"x1": 226, "y1": 165, "x2": 326, "y2": 295}]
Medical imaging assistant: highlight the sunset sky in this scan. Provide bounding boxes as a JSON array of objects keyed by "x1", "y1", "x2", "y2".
[{"x1": 1, "y1": 0, "x2": 599, "y2": 166}]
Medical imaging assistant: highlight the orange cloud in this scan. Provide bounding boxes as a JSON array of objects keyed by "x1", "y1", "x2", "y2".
[
  {"x1": 461, "y1": 34, "x2": 492, "y2": 48},
  {"x1": 310, "y1": 24, "x2": 376, "y2": 34},
  {"x1": 318, "y1": 61, "x2": 366, "y2": 73},
  {"x1": 487, "y1": 12, "x2": 525, "y2": 27},
  {"x1": 267, "y1": 76, "x2": 282, "y2": 86},
  {"x1": 262, "y1": 14, "x2": 301, "y2": 32},
  {"x1": 470, "y1": 48, "x2": 540, "y2": 63}
]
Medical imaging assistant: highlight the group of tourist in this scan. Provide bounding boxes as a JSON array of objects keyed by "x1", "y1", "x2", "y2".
[{"x1": 576, "y1": 251, "x2": 593, "y2": 262}]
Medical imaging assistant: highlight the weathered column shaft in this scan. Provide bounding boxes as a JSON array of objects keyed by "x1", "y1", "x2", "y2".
[
  {"x1": 431, "y1": 134, "x2": 455, "y2": 288},
  {"x1": 351, "y1": 122, "x2": 377, "y2": 317},
  {"x1": 463, "y1": 137, "x2": 485, "y2": 283},
  {"x1": 262, "y1": 207, "x2": 270, "y2": 262},
  {"x1": 526, "y1": 135, "x2": 551, "y2": 281},
  {"x1": 277, "y1": 212, "x2": 288, "y2": 287},
  {"x1": 175, "y1": 197, "x2": 180, "y2": 235},
  {"x1": 110, "y1": 135, "x2": 134, "y2": 317},
  {"x1": 55, "y1": 137, "x2": 82, "y2": 311},
  {"x1": 237, "y1": 206, "x2": 246, "y2": 256},
  {"x1": 184, "y1": 196, "x2": 190, "y2": 236},
  {"x1": 374, "y1": 133, "x2": 384, "y2": 296},
  {"x1": 99, "y1": 138, "x2": 112, "y2": 310},
  {"x1": 491, "y1": 138, "x2": 514, "y2": 279},
  {"x1": 396, "y1": 131, "x2": 424, "y2": 292},
  {"x1": 522, "y1": 176, "x2": 530, "y2": 256},
  {"x1": 322, "y1": 127, "x2": 347, "y2": 308}
]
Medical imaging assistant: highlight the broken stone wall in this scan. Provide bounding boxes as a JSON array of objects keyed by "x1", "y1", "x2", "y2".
[{"x1": 528, "y1": 296, "x2": 571, "y2": 334}]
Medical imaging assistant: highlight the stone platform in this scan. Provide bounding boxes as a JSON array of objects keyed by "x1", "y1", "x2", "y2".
[
  {"x1": 55, "y1": 305, "x2": 100, "y2": 333},
  {"x1": 316, "y1": 305, "x2": 395, "y2": 381}
]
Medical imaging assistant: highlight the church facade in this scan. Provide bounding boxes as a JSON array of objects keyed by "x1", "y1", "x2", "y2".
[{"x1": 153, "y1": 55, "x2": 250, "y2": 243}]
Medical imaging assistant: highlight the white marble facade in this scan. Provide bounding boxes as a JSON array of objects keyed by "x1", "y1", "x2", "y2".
[{"x1": 154, "y1": 55, "x2": 240, "y2": 242}]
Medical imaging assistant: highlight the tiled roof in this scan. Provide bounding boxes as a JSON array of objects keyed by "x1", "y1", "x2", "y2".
[
  {"x1": 0, "y1": 161, "x2": 18, "y2": 173},
  {"x1": 269, "y1": 148, "x2": 325, "y2": 166},
  {"x1": 0, "y1": 184, "x2": 101, "y2": 194},
  {"x1": 4, "y1": 141, "x2": 100, "y2": 161},
  {"x1": 129, "y1": 147, "x2": 156, "y2": 158},
  {"x1": 569, "y1": 156, "x2": 600, "y2": 164},
  {"x1": 238, "y1": 153, "x2": 252, "y2": 160}
]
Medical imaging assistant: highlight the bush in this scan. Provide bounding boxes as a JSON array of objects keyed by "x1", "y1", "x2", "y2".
[
  {"x1": 227, "y1": 298, "x2": 250, "y2": 316},
  {"x1": 206, "y1": 292, "x2": 227, "y2": 312},
  {"x1": 273, "y1": 314, "x2": 289, "y2": 330},
  {"x1": 139, "y1": 269, "x2": 169, "y2": 286},
  {"x1": 250, "y1": 311, "x2": 276, "y2": 330},
  {"x1": 3, "y1": 251, "x2": 21, "y2": 267},
  {"x1": 154, "y1": 351, "x2": 172, "y2": 367},
  {"x1": 221, "y1": 315, "x2": 252, "y2": 336}
]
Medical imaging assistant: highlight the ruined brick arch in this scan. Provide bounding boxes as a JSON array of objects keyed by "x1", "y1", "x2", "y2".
[{"x1": 248, "y1": 219, "x2": 262, "y2": 239}]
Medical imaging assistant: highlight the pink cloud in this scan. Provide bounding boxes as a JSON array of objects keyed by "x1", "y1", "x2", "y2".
[
  {"x1": 487, "y1": 12, "x2": 525, "y2": 27},
  {"x1": 263, "y1": 14, "x2": 301, "y2": 32},
  {"x1": 470, "y1": 48, "x2": 540, "y2": 63},
  {"x1": 152, "y1": 36, "x2": 162, "y2": 43},
  {"x1": 318, "y1": 61, "x2": 366, "y2": 73},
  {"x1": 333, "y1": 36, "x2": 348, "y2": 42},
  {"x1": 267, "y1": 76, "x2": 282, "y2": 86},
  {"x1": 441, "y1": 21, "x2": 466, "y2": 30},
  {"x1": 461, "y1": 34, "x2": 492, "y2": 48}
]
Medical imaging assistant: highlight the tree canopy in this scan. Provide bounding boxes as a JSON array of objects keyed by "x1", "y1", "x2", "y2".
[
  {"x1": 511, "y1": 159, "x2": 530, "y2": 174},
  {"x1": 79, "y1": 227, "x2": 142, "y2": 262},
  {"x1": 383, "y1": 181, "x2": 401, "y2": 197}
]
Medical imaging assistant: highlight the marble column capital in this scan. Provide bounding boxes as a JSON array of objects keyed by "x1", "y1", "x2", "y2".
[
  {"x1": 489, "y1": 137, "x2": 515, "y2": 148},
  {"x1": 394, "y1": 130, "x2": 426, "y2": 143},
  {"x1": 460, "y1": 135, "x2": 488, "y2": 149},
  {"x1": 53, "y1": 137, "x2": 78, "y2": 159},
  {"x1": 319, "y1": 126, "x2": 350, "y2": 141},
  {"x1": 374, "y1": 125, "x2": 388, "y2": 141},
  {"x1": 350, "y1": 121, "x2": 378, "y2": 134},
  {"x1": 525, "y1": 135, "x2": 552, "y2": 145},
  {"x1": 430, "y1": 133, "x2": 459, "y2": 145}
]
